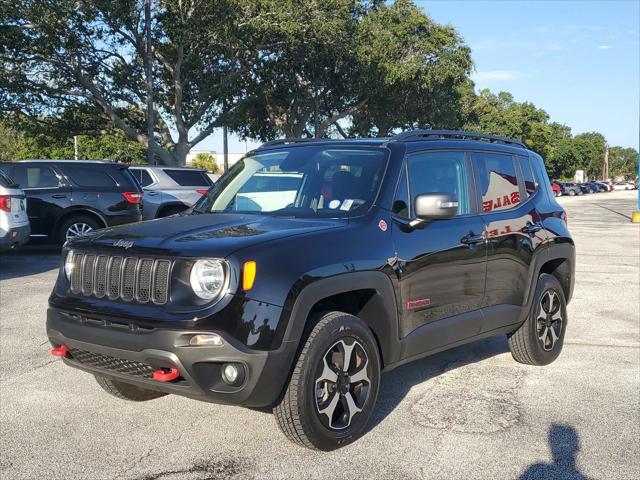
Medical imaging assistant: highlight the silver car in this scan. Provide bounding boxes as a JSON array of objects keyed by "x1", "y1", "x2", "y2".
[
  {"x1": 0, "y1": 169, "x2": 30, "y2": 251},
  {"x1": 129, "y1": 165, "x2": 214, "y2": 219}
]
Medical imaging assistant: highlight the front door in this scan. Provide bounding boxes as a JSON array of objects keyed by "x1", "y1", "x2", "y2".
[
  {"x1": 391, "y1": 150, "x2": 487, "y2": 345},
  {"x1": 13, "y1": 164, "x2": 71, "y2": 236}
]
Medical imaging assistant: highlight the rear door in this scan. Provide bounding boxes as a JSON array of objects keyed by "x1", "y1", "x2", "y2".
[
  {"x1": 472, "y1": 150, "x2": 547, "y2": 329},
  {"x1": 391, "y1": 149, "x2": 488, "y2": 354},
  {"x1": 12, "y1": 164, "x2": 71, "y2": 236}
]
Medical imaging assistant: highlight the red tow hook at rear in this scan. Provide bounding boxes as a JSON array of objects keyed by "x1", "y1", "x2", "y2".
[
  {"x1": 51, "y1": 344, "x2": 69, "y2": 358},
  {"x1": 152, "y1": 367, "x2": 180, "y2": 382}
]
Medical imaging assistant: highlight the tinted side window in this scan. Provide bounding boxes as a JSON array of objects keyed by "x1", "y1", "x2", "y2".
[
  {"x1": 407, "y1": 151, "x2": 469, "y2": 215},
  {"x1": 472, "y1": 152, "x2": 520, "y2": 213},
  {"x1": 518, "y1": 156, "x2": 538, "y2": 197},
  {"x1": 14, "y1": 165, "x2": 61, "y2": 188},
  {"x1": 0, "y1": 165, "x2": 16, "y2": 186},
  {"x1": 59, "y1": 166, "x2": 117, "y2": 187},
  {"x1": 164, "y1": 169, "x2": 212, "y2": 186},
  {"x1": 392, "y1": 164, "x2": 409, "y2": 218},
  {"x1": 131, "y1": 169, "x2": 154, "y2": 187}
]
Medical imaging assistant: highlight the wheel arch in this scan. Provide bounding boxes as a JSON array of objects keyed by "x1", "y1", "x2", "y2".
[
  {"x1": 54, "y1": 207, "x2": 107, "y2": 234},
  {"x1": 157, "y1": 202, "x2": 189, "y2": 218},
  {"x1": 523, "y1": 243, "x2": 575, "y2": 314},
  {"x1": 282, "y1": 272, "x2": 401, "y2": 370}
]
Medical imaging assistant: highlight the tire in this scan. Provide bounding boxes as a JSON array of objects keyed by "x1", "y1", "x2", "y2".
[
  {"x1": 95, "y1": 375, "x2": 167, "y2": 401},
  {"x1": 57, "y1": 214, "x2": 102, "y2": 245},
  {"x1": 508, "y1": 274, "x2": 567, "y2": 366},
  {"x1": 273, "y1": 311, "x2": 381, "y2": 451},
  {"x1": 158, "y1": 205, "x2": 187, "y2": 218},
  {"x1": 568, "y1": 190, "x2": 575, "y2": 196}
]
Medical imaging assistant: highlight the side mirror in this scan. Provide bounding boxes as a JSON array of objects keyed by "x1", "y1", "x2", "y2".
[{"x1": 414, "y1": 193, "x2": 459, "y2": 221}]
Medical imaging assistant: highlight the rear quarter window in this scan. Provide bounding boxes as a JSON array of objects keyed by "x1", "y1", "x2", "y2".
[
  {"x1": 59, "y1": 165, "x2": 118, "y2": 187},
  {"x1": 472, "y1": 152, "x2": 521, "y2": 213},
  {"x1": 0, "y1": 167, "x2": 18, "y2": 188},
  {"x1": 164, "y1": 169, "x2": 212, "y2": 186}
]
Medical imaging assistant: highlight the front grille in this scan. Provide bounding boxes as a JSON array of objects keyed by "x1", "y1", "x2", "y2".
[
  {"x1": 68, "y1": 348, "x2": 154, "y2": 378},
  {"x1": 70, "y1": 253, "x2": 171, "y2": 304}
]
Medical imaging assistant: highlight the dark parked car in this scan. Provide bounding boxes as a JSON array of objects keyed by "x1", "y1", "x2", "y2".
[
  {"x1": 586, "y1": 181, "x2": 606, "y2": 193},
  {"x1": 129, "y1": 165, "x2": 213, "y2": 220},
  {"x1": 578, "y1": 182, "x2": 596, "y2": 194},
  {"x1": 47, "y1": 130, "x2": 575, "y2": 450},
  {"x1": 556, "y1": 182, "x2": 582, "y2": 196},
  {"x1": 0, "y1": 160, "x2": 142, "y2": 244}
]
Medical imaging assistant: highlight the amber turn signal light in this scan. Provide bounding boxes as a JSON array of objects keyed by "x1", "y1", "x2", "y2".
[{"x1": 242, "y1": 261, "x2": 256, "y2": 291}]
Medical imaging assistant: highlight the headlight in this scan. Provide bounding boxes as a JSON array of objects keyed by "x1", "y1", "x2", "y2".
[
  {"x1": 189, "y1": 259, "x2": 226, "y2": 300},
  {"x1": 64, "y1": 250, "x2": 75, "y2": 279}
]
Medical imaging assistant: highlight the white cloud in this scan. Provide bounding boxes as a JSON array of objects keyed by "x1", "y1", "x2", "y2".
[
  {"x1": 598, "y1": 45, "x2": 614, "y2": 49},
  {"x1": 471, "y1": 70, "x2": 521, "y2": 81}
]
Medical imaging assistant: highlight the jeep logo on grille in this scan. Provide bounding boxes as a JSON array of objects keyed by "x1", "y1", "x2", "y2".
[{"x1": 113, "y1": 239, "x2": 134, "y2": 249}]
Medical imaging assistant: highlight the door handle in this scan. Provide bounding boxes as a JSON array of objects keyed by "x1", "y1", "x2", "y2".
[
  {"x1": 145, "y1": 191, "x2": 159, "y2": 196},
  {"x1": 522, "y1": 222, "x2": 543, "y2": 234},
  {"x1": 460, "y1": 232, "x2": 486, "y2": 245},
  {"x1": 52, "y1": 194, "x2": 66, "y2": 199}
]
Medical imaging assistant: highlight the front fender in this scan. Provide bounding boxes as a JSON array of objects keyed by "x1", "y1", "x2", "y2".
[{"x1": 276, "y1": 271, "x2": 401, "y2": 368}]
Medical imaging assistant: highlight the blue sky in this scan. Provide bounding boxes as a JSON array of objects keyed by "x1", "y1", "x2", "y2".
[{"x1": 200, "y1": 0, "x2": 639, "y2": 154}]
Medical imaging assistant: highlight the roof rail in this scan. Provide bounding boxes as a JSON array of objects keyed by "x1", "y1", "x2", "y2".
[
  {"x1": 258, "y1": 138, "x2": 327, "y2": 149},
  {"x1": 391, "y1": 129, "x2": 526, "y2": 148}
]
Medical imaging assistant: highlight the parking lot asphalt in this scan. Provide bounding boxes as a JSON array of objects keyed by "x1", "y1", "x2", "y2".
[{"x1": 1, "y1": 190, "x2": 638, "y2": 480}]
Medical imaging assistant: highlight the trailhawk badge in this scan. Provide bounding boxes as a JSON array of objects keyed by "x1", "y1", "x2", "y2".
[{"x1": 113, "y1": 239, "x2": 134, "y2": 249}]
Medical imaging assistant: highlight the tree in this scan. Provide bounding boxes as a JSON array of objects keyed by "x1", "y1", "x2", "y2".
[
  {"x1": 464, "y1": 89, "x2": 552, "y2": 156},
  {"x1": 190, "y1": 152, "x2": 219, "y2": 173},
  {"x1": 608, "y1": 146, "x2": 638, "y2": 180},
  {"x1": 572, "y1": 132, "x2": 606, "y2": 179},
  {"x1": 1, "y1": 0, "x2": 246, "y2": 165},
  {"x1": 229, "y1": 0, "x2": 473, "y2": 140}
]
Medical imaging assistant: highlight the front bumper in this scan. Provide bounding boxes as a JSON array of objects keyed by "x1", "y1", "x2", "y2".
[{"x1": 46, "y1": 307, "x2": 297, "y2": 407}]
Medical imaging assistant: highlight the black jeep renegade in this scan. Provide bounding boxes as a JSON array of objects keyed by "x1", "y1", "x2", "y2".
[{"x1": 47, "y1": 130, "x2": 575, "y2": 450}]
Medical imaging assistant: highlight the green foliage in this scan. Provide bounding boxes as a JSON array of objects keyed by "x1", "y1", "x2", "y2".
[
  {"x1": 190, "y1": 152, "x2": 219, "y2": 173},
  {"x1": 608, "y1": 146, "x2": 639, "y2": 179},
  {"x1": 0, "y1": 119, "x2": 147, "y2": 163},
  {"x1": 464, "y1": 89, "x2": 552, "y2": 156},
  {"x1": 228, "y1": 0, "x2": 473, "y2": 139}
]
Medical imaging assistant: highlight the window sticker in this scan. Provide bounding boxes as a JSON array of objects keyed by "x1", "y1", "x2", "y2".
[
  {"x1": 328, "y1": 199, "x2": 341, "y2": 209},
  {"x1": 340, "y1": 199, "x2": 354, "y2": 211}
]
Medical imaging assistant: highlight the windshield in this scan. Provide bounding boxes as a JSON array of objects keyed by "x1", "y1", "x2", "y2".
[{"x1": 193, "y1": 146, "x2": 388, "y2": 217}]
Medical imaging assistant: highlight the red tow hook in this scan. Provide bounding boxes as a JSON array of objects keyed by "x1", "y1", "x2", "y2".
[
  {"x1": 152, "y1": 367, "x2": 180, "y2": 382},
  {"x1": 51, "y1": 344, "x2": 69, "y2": 358}
]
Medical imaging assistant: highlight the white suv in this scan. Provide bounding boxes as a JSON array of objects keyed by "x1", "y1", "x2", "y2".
[{"x1": 0, "y1": 169, "x2": 30, "y2": 252}]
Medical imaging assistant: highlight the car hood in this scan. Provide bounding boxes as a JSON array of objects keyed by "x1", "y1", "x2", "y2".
[{"x1": 67, "y1": 213, "x2": 347, "y2": 257}]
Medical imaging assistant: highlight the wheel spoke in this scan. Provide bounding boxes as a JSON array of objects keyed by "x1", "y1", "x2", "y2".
[
  {"x1": 551, "y1": 308, "x2": 563, "y2": 321},
  {"x1": 538, "y1": 326, "x2": 549, "y2": 344},
  {"x1": 341, "y1": 391, "x2": 362, "y2": 427},
  {"x1": 338, "y1": 339, "x2": 356, "y2": 373},
  {"x1": 349, "y1": 363, "x2": 369, "y2": 385},
  {"x1": 316, "y1": 357, "x2": 338, "y2": 384},
  {"x1": 549, "y1": 323, "x2": 560, "y2": 348},
  {"x1": 541, "y1": 292, "x2": 550, "y2": 313},
  {"x1": 318, "y1": 391, "x2": 340, "y2": 423},
  {"x1": 548, "y1": 291, "x2": 557, "y2": 312}
]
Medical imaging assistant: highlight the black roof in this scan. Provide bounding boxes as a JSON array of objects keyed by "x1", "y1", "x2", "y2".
[{"x1": 256, "y1": 129, "x2": 526, "y2": 150}]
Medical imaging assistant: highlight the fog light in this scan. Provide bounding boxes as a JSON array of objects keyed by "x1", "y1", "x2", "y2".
[
  {"x1": 221, "y1": 363, "x2": 244, "y2": 386},
  {"x1": 188, "y1": 333, "x2": 224, "y2": 347}
]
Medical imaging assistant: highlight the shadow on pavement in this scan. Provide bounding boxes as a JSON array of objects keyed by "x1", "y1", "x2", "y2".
[
  {"x1": 0, "y1": 246, "x2": 61, "y2": 281},
  {"x1": 368, "y1": 335, "x2": 509, "y2": 432},
  {"x1": 520, "y1": 424, "x2": 589, "y2": 480}
]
